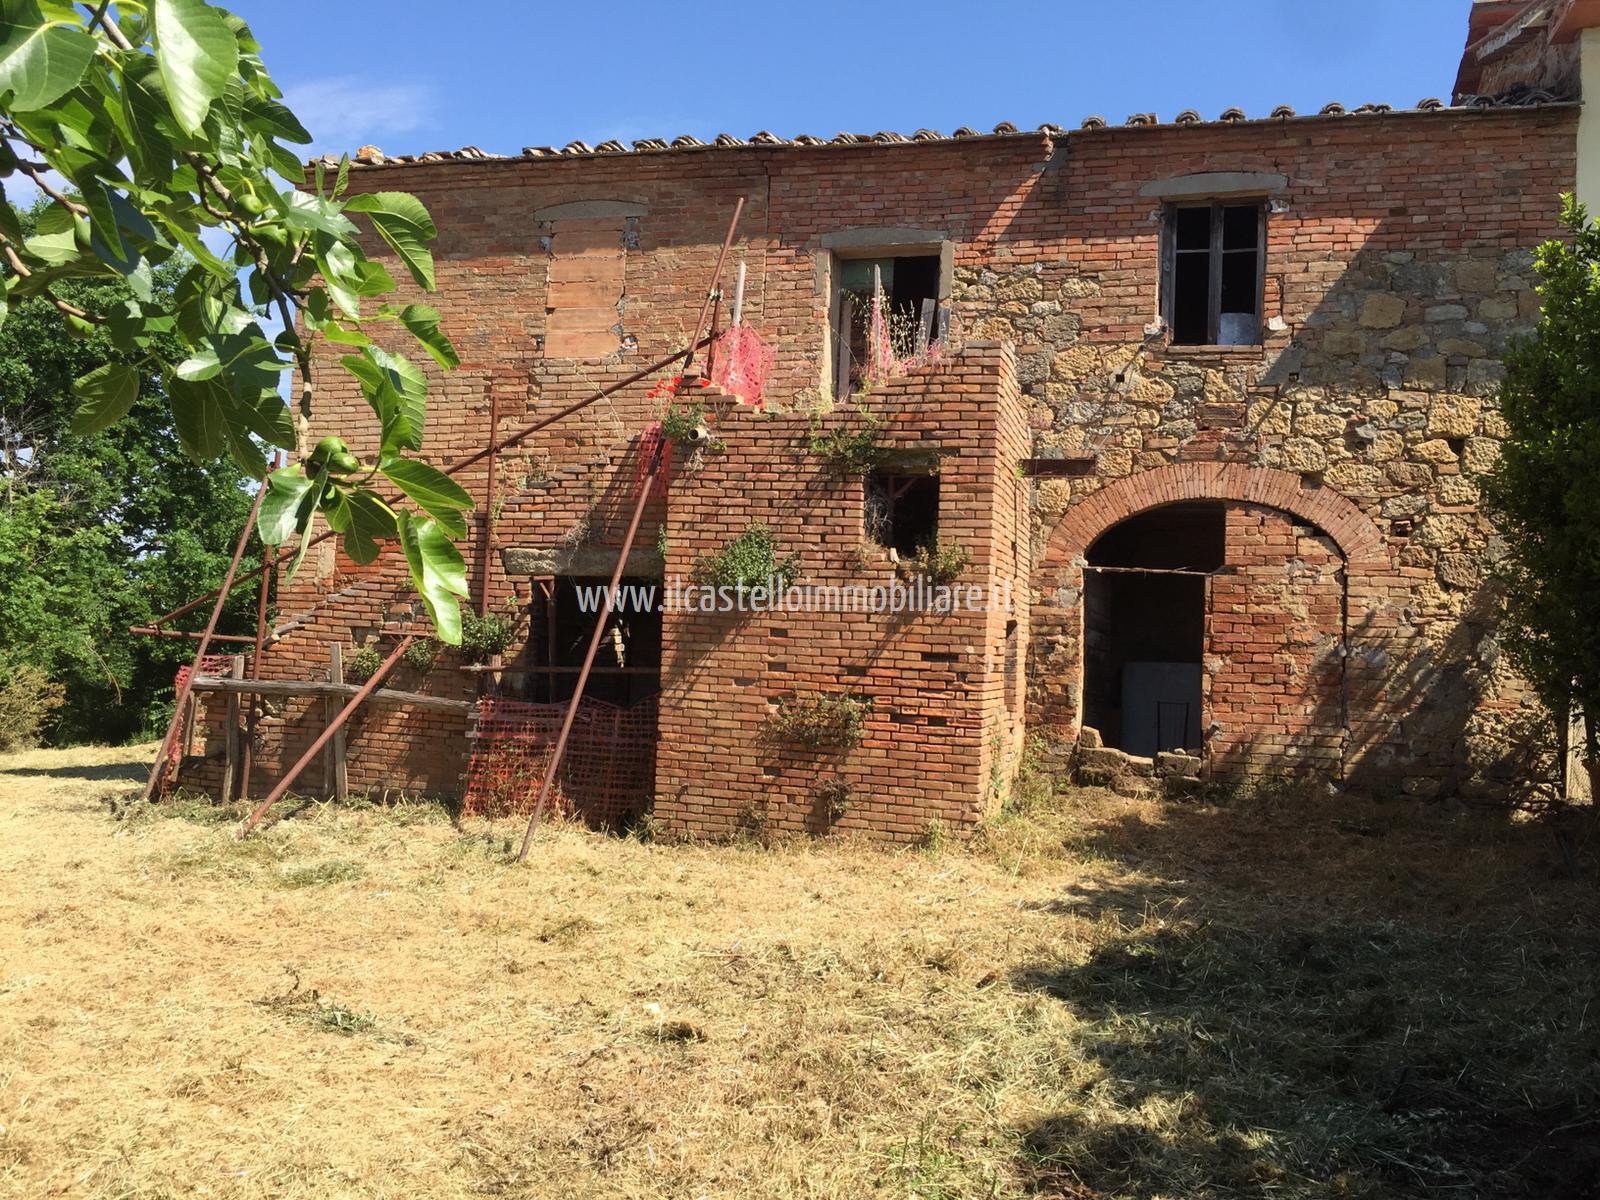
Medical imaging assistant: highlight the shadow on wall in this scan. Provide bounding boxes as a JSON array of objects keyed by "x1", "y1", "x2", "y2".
[
  {"x1": 1013, "y1": 147, "x2": 1561, "y2": 799},
  {"x1": 1004, "y1": 791, "x2": 1600, "y2": 1198}
]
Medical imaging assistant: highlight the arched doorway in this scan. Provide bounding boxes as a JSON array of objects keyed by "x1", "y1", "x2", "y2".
[
  {"x1": 1083, "y1": 502, "x2": 1224, "y2": 757},
  {"x1": 1035, "y1": 465, "x2": 1389, "y2": 778}
]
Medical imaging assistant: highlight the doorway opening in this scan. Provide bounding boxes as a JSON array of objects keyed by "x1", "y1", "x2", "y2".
[
  {"x1": 517, "y1": 576, "x2": 662, "y2": 706},
  {"x1": 1082, "y1": 502, "x2": 1224, "y2": 757}
]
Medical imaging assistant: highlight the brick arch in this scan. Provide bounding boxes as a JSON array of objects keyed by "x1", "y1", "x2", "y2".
[{"x1": 1043, "y1": 463, "x2": 1388, "y2": 571}]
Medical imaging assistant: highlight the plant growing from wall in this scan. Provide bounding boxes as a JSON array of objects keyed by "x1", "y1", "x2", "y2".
[
  {"x1": 692, "y1": 525, "x2": 800, "y2": 591},
  {"x1": 459, "y1": 607, "x2": 516, "y2": 666},
  {"x1": 401, "y1": 637, "x2": 439, "y2": 675},
  {"x1": 658, "y1": 401, "x2": 707, "y2": 445},
  {"x1": 765, "y1": 691, "x2": 872, "y2": 749},
  {"x1": 346, "y1": 644, "x2": 382, "y2": 684},
  {"x1": 900, "y1": 539, "x2": 972, "y2": 586},
  {"x1": 808, "y1": 404, "x2": 886, "y2": 472},
  {"x1": 1482, "y1": 194, "x2": 1600, "y2": 787},
  {"x1": 812, "y1": 777, "x2": 853, "y2": 823}
]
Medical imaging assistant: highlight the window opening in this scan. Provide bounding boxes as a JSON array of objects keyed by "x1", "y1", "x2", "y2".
[
  {"x1": 865, "y1": 470, "x2": 940, "y2": 557},
  {"x1": 1165, "y1": 203, "x2": 1264, "y2": 346}
]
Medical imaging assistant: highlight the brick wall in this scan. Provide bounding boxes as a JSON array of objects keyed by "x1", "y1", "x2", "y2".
[
  {"x1": 655, "y1": 343, "x2": 1029, "y2": 842},
  {"x1": 176, "y1": 104, "x2": 1576, "y2": 820}
]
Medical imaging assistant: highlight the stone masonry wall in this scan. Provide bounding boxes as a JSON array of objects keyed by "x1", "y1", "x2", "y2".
[{"x1": 178, "y1": 104, "x2": 1576, "y2": 818}]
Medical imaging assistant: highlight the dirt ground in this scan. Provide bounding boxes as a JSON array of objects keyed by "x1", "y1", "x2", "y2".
[{"x1": 0, "y1": 744, "x2": 1595, "y2": 1200}]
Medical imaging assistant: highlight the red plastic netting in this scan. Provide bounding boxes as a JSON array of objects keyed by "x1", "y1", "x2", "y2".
[
  {"x1": 709, "y1": 323, "x2": 776, "y2": 409},
  {"x1": 462, "y1": 694, "x2": 659, "y2": 826},
  {"x1": 634, "y1": 422, "x2": 671, "y2": 498},
  {"x1": 862, "y1": 284, "x2": 945, "y2": 388},
  {"x1": 160, "y1": 654, "x2": 236, "y2": 795}
]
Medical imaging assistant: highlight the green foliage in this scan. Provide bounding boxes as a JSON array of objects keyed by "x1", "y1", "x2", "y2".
[
  {"x1": 902, "y1": 538, "x2": 971, "y2": 586},
  {"x1": 692, "y1": 524, "x2": 800, "y2": 591},
  {"x1": 0, "y1": 2, "x2": 470, "y2": 640},
  {"x1": 0, "y1": 658, "x2": 65, "y2": 750},
  {"x1": 0, "y1": 222, "x2": 260, "y2": 741},
  {"x1": 400, "y1": 636, "x2": 438, "y2": 675},
  {"x1": 808, "y1": 404, "x2": 886, "y2": 471},
  {"x1": 345, "y1": 644, "x2": 381, "y2": 684},
  {"x1": 765, "y1": 690, "x2": 872, "y2": 749},
  {"x1": 458, "y1": 607, "x2": 515, "y2": 665},
  {"x1": 1481, "y1": 195, "x2": 1600, "y2": 765},
  {"x1": 659, "y1": 401, "x2": 705, "y2": 443}
]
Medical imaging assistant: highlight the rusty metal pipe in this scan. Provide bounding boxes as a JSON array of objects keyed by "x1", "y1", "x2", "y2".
[
  {"x1": 679, "y1": 197, "x2": 745, "y2": 380},
  {"x1": 516, "y1": 439, "x2": 664, "y2": 859},
  {"x1": 142, "y1": 337, "x2": 715, "y2": 632},
  {"x1": 237, "y1": 634, "x2": 415, "y2": 837},
  {"x1": 141, "y1": 482, "x2": 268, "y2": 802}
]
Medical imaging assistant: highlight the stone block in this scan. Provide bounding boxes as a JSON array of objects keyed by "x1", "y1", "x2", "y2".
[
  {"x1": 1456, "y1": 261, "x2": 1497, "y2": 293},
  {"x1": 1427, "y1": 394, "x2": 1482, "y2": 438},
  {"x1": 1359, "y1": 293, "x2": 1407, "y2": 329},
  {"x1": 1412, "y1": 439, "x2": 1461, "y2": 464},
  {"x1": 1403, "y1": 356, "x2": 1448, "y2": 390}
]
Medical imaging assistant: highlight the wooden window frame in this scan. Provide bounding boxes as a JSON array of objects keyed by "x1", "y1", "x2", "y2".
[{"x1": 1160, "y1": 201, "x2": 1267, "y2": 347}]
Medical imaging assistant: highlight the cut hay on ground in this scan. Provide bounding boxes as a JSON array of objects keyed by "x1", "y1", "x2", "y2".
[{"x1": 0, "y1": 744, "x2": 1595, "y2": 1198}]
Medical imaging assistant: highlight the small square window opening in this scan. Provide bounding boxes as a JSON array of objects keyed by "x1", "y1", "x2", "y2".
[
  {"x1": 864, "y1": 470, "x2": 939, "y2": 557},
  {"x1": 1163, "y1": 202, "x2": 1265, "y2": 347}
]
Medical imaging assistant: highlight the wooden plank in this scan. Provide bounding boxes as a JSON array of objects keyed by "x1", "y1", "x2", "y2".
[
  {"x1": 834, "y1": 292, "x2": 853, "y2": 399},
  {"x1": 187, "y1": 677, "x2": 473, "y2": 715},
  {"x1": 220, "y1": 656, "x2": 243, "y2": 804},
  {"x1": 328, "y1": 644, "x2": 349, "y2": 802}
]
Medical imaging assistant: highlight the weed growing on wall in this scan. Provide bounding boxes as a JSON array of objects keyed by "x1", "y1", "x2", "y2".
[
  {"x1": 766, "y1": 691, "x2": 873, "y2": 749},
  {"x1": 459, "y1": 609, "x2": 516, "y2": 665},
  {"x1": 693, "y1": 526, "x2": 801, "y2": 591},
  {"x1": 902, "y1": 539, "x2": 972, "y2": 586},
  {"x1": 808, "y1": 404, "x2": 886, "y2": 472}
]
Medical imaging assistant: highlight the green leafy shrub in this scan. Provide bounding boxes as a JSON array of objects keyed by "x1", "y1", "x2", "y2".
[
  {"x1": 346, "y1": 645, "x2": 383, "y2": 684},
  {"x1": 659, "y1": 402, "x2": 707, "y2": 444},
  {"x1": 766, "y1": 691, "x2": 872, "y2": 749},
  {"x1": 808, "y1": 405, "x2": 886, "y2": 471},
  {"x1": 693, "y1": 526, "x2": 800, "y2": 591},
  {"x1": 902, "y1": 539, "x2": 971, "y2": 586},
  {"x1": 402, "y1": 638, "x2": 439, "y2": 675},
  {"x1": 460, "y1": 609, "x2": 516, "y2": 665},
  {"x1": 813, "y1": 777, "x2": 853, "y2": 823},
  {"x1": 0, "y1": 662, "x2": 65, "y2": 751}
]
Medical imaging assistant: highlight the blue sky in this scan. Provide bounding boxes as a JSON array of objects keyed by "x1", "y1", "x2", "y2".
[{"x1": 236, "y1": 0, "x2": 1475, "y2": 161}]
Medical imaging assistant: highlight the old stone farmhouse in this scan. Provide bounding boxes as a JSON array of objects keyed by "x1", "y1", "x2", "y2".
[{"x1": 179, "y1": 0, "x2": 1600, "y2": 838}]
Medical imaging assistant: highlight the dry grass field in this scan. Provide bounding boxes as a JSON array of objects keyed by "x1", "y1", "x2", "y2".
[{"x1": 0, "y1": 743, "x2": 1596, "y2": 1199}]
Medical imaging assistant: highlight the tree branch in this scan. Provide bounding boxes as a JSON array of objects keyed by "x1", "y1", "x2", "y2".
[{"x1": 0, "y1": 239, "x2": 104, "y2": 324}]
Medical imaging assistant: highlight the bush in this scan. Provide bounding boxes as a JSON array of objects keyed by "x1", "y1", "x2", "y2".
[
  {"x1": 765, "y1": 691, "x2": 872, "y2": 748},
  {"x1": 808, "y1": 404, "x2": 886, "y2": 472},
  {"x1": 401, "y1": 638, "x2": 439, "y2": 675},
  {"x1": 0, "y1": 662, "x2": 65, "y2": 751},
  {"x1": 659, "y1": 401, "x2": 706, "y2": 444},
  {"x1": 693, "y1": 525, "x2": 800, "y2": 591},
  {"x1": 902, "y1": 539, "x2": 971, "y2": 586},
  {"x1": 345, "y1": 645, "x2": 383, "y2": 684},
  {"x1": 460, "y1": 608, "x2": 516, "y2": 665}
]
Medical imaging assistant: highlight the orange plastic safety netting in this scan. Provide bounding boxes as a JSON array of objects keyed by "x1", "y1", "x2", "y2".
[
  {"x1": 462, "y1": 694, "x2": 659, "y2": 826},
  {"x1": 159, "y1": 654, "x2": 236, "y2": 795},
  {"x1": 709, "y1": 323, "x2": 776, "y2": 409}
]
